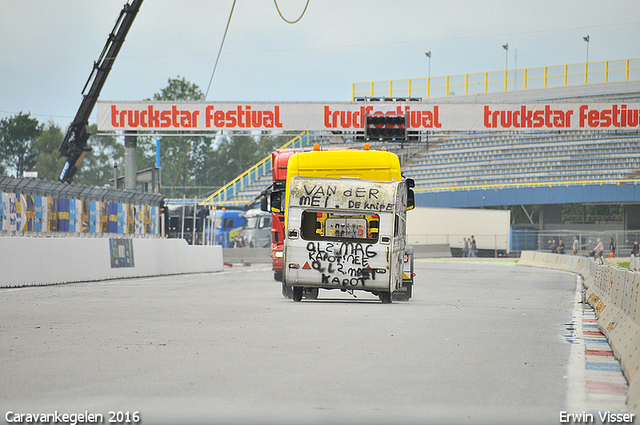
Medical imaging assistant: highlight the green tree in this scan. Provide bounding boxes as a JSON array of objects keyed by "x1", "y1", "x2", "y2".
[
  {"x1": 195, "y1": 132, "x2": 293, "y2": 199},
  {"x1": 153, "y1": 76, "x2": 204, "y2": 102},
  {"x1": 211, "y1": 135, "x2": 261, "y2": 184},
  {"x1": 73, "y1": 124, "x2": 124, "y2": 187},
  {"x1": 145, "y1": 77, "x2": 297, "y2": 198},
  {"x1": 256, "y1": 132, "x2": 294, "y2": 158},
  {"x1": 151, "y1": 76, "x2": 215, "y2": 198},
  {"x1": 0, "y1": 113, "x2": 41, "y2": 177},
  {"x1": 33, "y1": 121, "x2": 66, "y2": 181}
]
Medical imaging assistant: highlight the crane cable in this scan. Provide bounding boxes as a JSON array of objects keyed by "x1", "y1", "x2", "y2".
[
  {"x1": 274, "y1": 0, "x2": 310, "y2": 24},
  {"x1": 205, "y1": 0, "x2": 237, "y2": 99}
]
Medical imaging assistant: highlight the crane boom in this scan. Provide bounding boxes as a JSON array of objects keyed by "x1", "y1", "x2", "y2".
[{"x1": 59, "y1": 0, "x2": 143, "y2": 183}]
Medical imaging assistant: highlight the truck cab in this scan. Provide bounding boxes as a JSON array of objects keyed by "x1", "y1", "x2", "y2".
[
  {"x1": 238, "y1": 208, "x2": 272, "y2": 248},
  {"x1": 211, "y1": 208, "x2": 246, "y2": 247},
  {"x1": 267, "y1": 149, "x2": 300, "y2": 282}
]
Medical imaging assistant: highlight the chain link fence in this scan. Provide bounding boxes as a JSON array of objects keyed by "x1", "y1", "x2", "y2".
[{"x1": 512, "y1": 228, "x2": 640, "y2": 258}]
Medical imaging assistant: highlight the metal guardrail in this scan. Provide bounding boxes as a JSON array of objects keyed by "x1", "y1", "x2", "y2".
[
  {"x1": 203, "y1": 131, "x2": 322, "y2": 205},
  {"x1": 352, "y1": 58, "x2": 640, "y2": 100},
  {"x1": 0, "y1": 175, "x2": 163, "y2": 236},
  {"x1": 0, "y1": 176, "x2": 163, "y2": 204}
]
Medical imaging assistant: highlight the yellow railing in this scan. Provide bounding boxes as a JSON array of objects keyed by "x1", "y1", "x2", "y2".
[
  {"x1": 414, "y1": 178, "x2": 640, "y2": 194},
  {"x1": 203, "y1": 131, "x2": 320, "y2": 205},
  {"x1": 352, "y1": 58, "x2": 640, "y2": 100}
]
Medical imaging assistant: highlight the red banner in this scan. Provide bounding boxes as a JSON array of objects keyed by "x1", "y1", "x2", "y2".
[{"x1": 96, "y1": 101, "x2": 640, "y2": 132}]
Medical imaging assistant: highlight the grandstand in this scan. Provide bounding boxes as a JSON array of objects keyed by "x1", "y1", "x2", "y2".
[
  {"x1": 406, "y1": 79, "x2": 640, "y2": 193},
  {"x1": 408, "y1": 128, "x2": 640, "y2": 189}
]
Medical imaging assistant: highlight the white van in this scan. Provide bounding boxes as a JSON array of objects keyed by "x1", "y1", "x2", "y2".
[{"x1": 283, "y1": 176, "x2": 410, "y2": 303}]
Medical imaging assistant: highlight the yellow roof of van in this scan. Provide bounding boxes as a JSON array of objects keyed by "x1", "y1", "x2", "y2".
[{"x1": 287, "y1": 149, "x2": 401, "y2": 182}]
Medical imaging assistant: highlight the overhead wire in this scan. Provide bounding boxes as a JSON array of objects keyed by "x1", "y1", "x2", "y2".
[
  {"x1": 2, "y1": 20, "x2": 637, "y2": 65},
  {"x1": 220, "y1": 20, "x2": 640, "y2": 56},
  {"x1": 205, "y1": 0, "x2": 237, "y2": 100},
  {"x1": 205, "y1": 0, "x2": 309, "y2": 99},
  {"x1": 274, "y1": 0, "x2": 310, "y2": 24}
]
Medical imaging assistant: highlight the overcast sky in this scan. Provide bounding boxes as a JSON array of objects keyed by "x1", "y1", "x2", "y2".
[{"x1": 1, "y1": 0, "x2": 639, "y2": 129}]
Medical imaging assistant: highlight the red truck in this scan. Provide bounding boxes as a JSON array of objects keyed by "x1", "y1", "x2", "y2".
[{"x1": 266, "y1": 149, "x2": 299, "y2": 285}]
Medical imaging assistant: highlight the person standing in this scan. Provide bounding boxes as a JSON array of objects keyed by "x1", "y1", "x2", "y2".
[
  {"x1": 572, "y1": 236, "x2": 579, "y2": 255},
  {"x1": 470, "y1": 235, "x2": 477, "y2": 257},
  {"x1": 462, "y1": 237, "x2": 469, "y2": 258},
  {"x1": 631, "y1": 240, "x2": 639, "y2": 257},
  {"x1": 609, "y1": 237, "x2": 616, "y2": 258},
  {"x1": 557, "y1": 239, "x2": 565, "y2": 254},
  {"x1": 593, "y1": 239, "x2": 604, "y2": 264}
]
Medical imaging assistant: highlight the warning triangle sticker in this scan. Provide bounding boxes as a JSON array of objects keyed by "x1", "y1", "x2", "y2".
[{"x1": 302, "y1": 261, "x2": 311, "y2": 269}]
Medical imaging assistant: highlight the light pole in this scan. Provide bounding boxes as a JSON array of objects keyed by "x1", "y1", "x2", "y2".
[
  {"x1": 583, "y1": 35, "x2": 590, "y2": 63},
  {"x1": 425, "y1": 51, "x2": 431, "y2": 97},
  {"x1": 425, "y1": 51, "x2": 431, "y2": 79},
  {"x1": 583, "y1": 35, "x2": 590, "y2": 83},
  {"x1": 502, "y1": 43, "x2": 509, "y2": 90}
]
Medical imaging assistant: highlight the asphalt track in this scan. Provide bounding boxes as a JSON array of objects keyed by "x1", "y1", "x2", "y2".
[{"x1": 0, "y1": 260, "x2": 593, "y2": 424}]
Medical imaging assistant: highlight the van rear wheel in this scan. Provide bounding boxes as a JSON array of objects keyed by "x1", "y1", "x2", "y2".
[
  {"x1": 282, "y1": 283, "x2": 293, "y2": 299},
  {"x1": 379, "y1": 292, "x2": 392, "y2": 304},
  {"x1": 293, "y1": 287, "x2": 303, "y2": 302}
]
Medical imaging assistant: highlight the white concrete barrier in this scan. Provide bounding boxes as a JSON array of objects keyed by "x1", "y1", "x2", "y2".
[
  {"x1": 0, "y1": 236, "x2": 223, "y2": 288},
  {"x1": 631, "y1": 254, "x2": 640, "y2": 271},
  {"x1": 223, "y1": 247, "x2": 271, "y2": 264},
  {"x1": 517, "y1": 250, "x2": 536, "y2": 267},
  {"x1": 518, "y1": 251, "x2": 640, "y2": 414}
]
